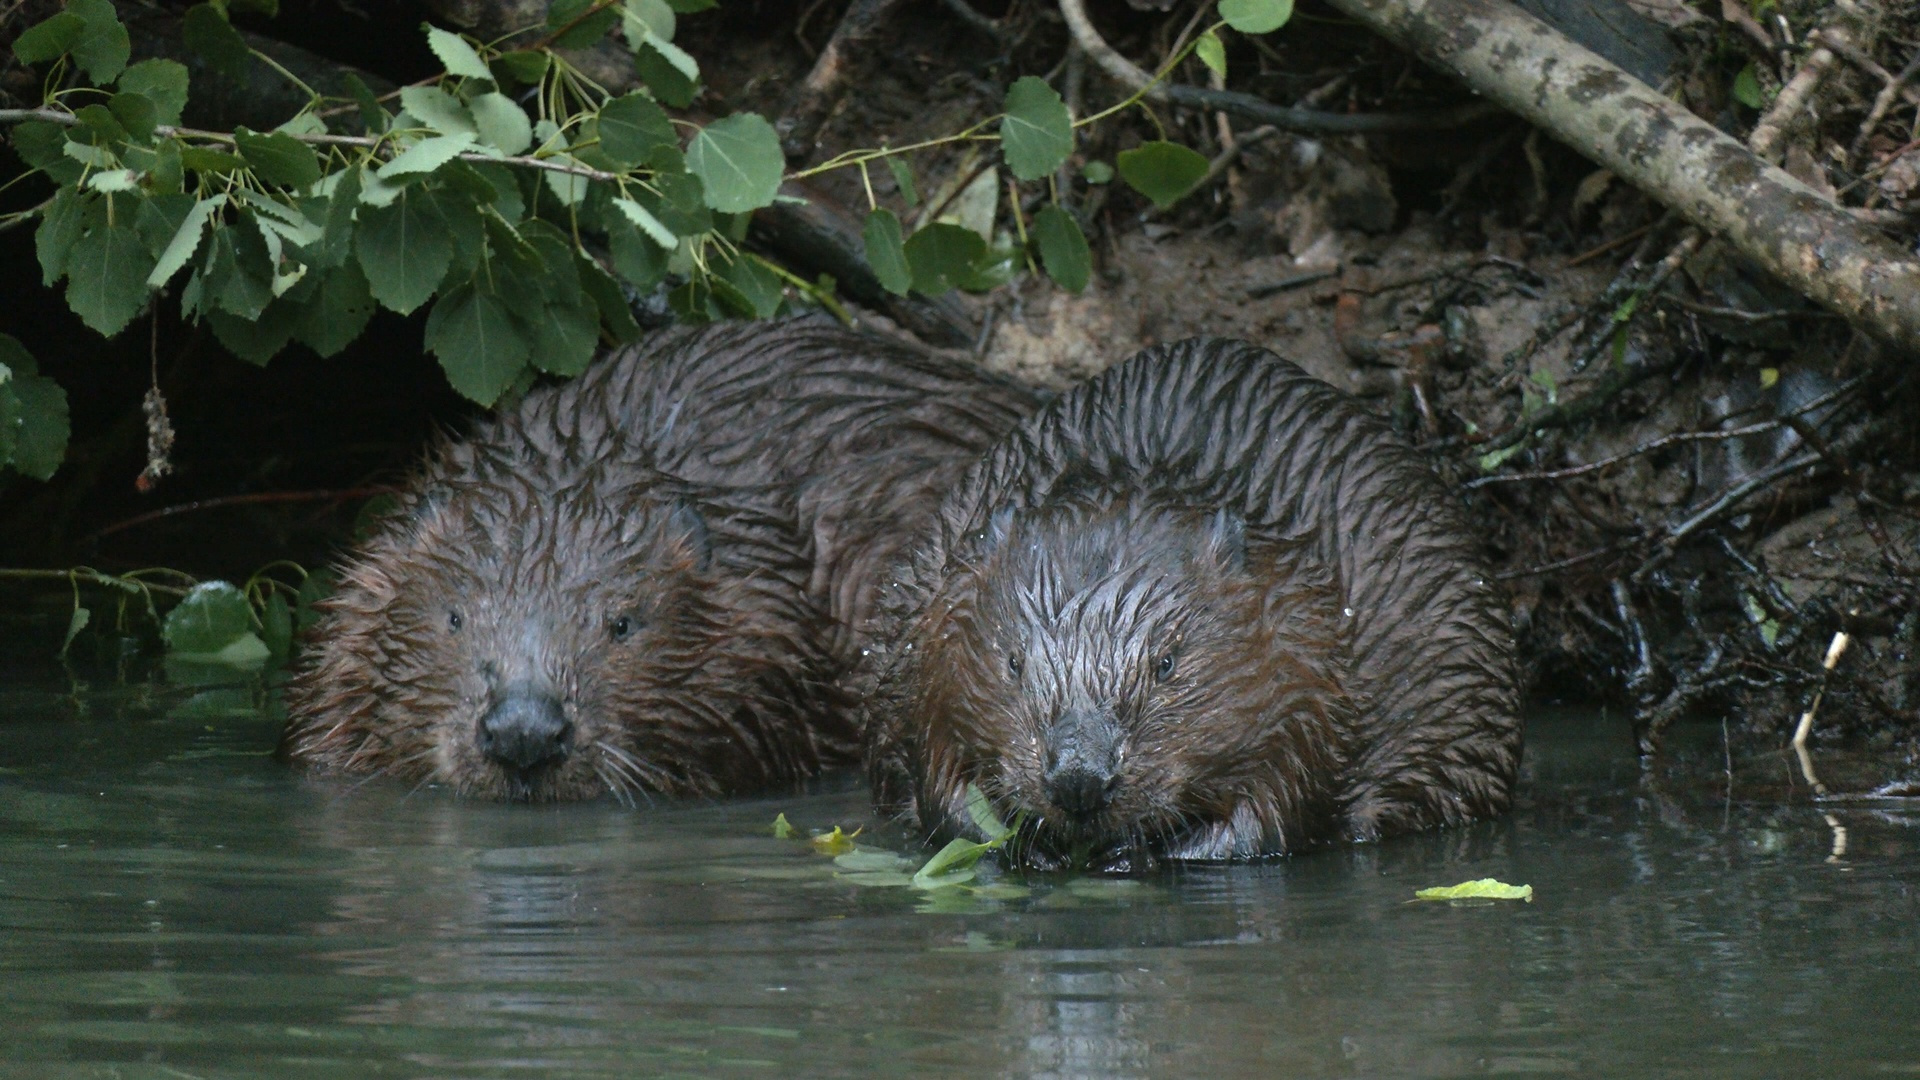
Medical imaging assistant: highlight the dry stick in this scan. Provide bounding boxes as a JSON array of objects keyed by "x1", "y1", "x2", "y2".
[
  {"x1": 1849, "y1": 50, "x2": 1920, "y2": 165},
  {"x1": 1790, "y1": 631, "x2": 1853, "y2": 798},
  {"x1": 1747, "y1": 26, "x2": 1843, "y2": 162},
  {"x1": 1055, "y1": 0, "x2": 1497, "y2": 134},
  {"x1": 1318, "y1": 0, "x2": 1920, "y2": 356}
]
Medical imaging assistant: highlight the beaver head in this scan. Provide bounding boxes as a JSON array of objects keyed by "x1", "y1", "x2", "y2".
[
  {"x1": 899, "y1": 494, "x2": 1359, "y2": 870},
  {"x1": 282, "y1": 450, "x2": 838, "y2": 802}
]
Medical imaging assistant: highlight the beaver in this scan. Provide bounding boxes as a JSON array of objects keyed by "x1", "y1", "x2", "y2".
[
  {"x1": 282, "y1": 317, "x2": 1042, "y2": 801},
  {"x1": 859, "y1": 337, "x2": 1521, "y2": 868}
]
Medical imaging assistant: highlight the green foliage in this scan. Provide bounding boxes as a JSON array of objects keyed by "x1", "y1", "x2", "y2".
[
  {"x1": 1218, "y1": 0, "x2": 1294, "y2": 34},
  {"x1": 162, "y1": 582, "x2": 269, "y2": 667},
  {"x1": 1732, "y1": 64, "x2": 1766, "y2": 109},
  {"x1": 1118, "y1": 140, "x2": 1210, "y2": 209},
  {"x1": 1000, "y1": 76, "x2": 1073, "y2": 181},
  {"x1": 1413, "y1": 878, "x2": 1533, "y2": 902},
  {"x1": 4, "y1": 0, "x2": 1288, "y2": 475}
]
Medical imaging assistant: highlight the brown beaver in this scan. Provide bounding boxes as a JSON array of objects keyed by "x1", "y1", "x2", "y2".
[
  {"x1": 859, "y1": 338, "x2": 1521, "y2": 868},
  {"x1": 282, "y1": 317, "x2": 1042, "y2": 801}
]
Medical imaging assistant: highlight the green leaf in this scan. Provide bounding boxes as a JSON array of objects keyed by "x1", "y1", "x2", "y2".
[
  {"x1": 67, "y1": 0, "x2": 130, "y2": 84},
  {"x1": 204, "y1": 222, "x2": 275, "y2": 319},
  {"x1": 1116, "y1": 140, "x2": 1209, "y2": 209},
  {"x1": 71, "y1": 103, "x2": 126, "y2": 147},
  {"x1": 234, "y1": 127, "x2": 323, "y2": 190},
  {"x1": 291, "y1": 263, "x2": 375, "y2": 357},
  {"x1": 624, "y1": 0, "x2": 675, "y2": 41},
  {"x1": 11, "y1": 12, "x2": 85, "y2": 65},
  {"x1": 398, "y1": 85, "x2": 477, "y2": 137},
  {"x1": 356, "y1": 188, "x2": 454, "y2": 315},
  {"x1": 607, "y1": 213, "x2": 669, "y2": 290},
  {"x1": 14, "y1": 121, "x2": 85, "y2": 185},
  {"x1": 719, "y1": 254, "x2": 783, "y2": 318},
  {"x1": 64, "y1": 139, "x2": 118, "y2": 170},
  {"x1": 634, "y1": 40, "x2": 697, "y2": 107},
  {"x1": 1031, "y1": 205, "x2": 1090, "y2": 293},
  {"x1": 964, "y1": 783, "x2": 1013, "y2": 842},
  {"x1": 541, "y1": 156, "x2": 591, "y2": 205},
  {"x1": 1195, "y1": 29, "x2": 1227, "y2": 77},
  {"x1": 470, "y1": 92, "x2": 532, "y2": 155},
  {"x1": 0, "y1": 372, "x2": 18, "y2": 470},
  {"x1": 180, "y1": 146, "x2": 247, "y2": 175},
  {"x1": 294, "y1": 569, "x2": 332, "y2": 631},
  {"x1": 833, "y1": 848, "x2": 916, "y2": 873},
  {"x1": 116, "y1": 59, "x2": 191, "y2": 126},
  {"x1": 343, "y1": 72, "x2": 389, "y2": 133},
  {"x1": 494, "y1": 50, "x2": 549, "y2": 86},
  {"x1": 309, "y1": 165, "x2": 362, "y2": 268},
  {"x1": 105, "y1": 92, "x2": 158, "y2": 145},
  {"x1": 425, "y1": 283, "x2": 532, "y2": 405},
  {"x1": 1413, "y1": 878, "x2": 1533, "y2": 902},
  {"x1": 862, "y1": 209, "x2": 911, "y2": 296},
  {"x1": 261, "y1": 592, "x2": 293, "y2": 662},
  {"x1": 547, "y1": 0, "x2": 622, "y2": 49},
  {"x1": 7, "y1": 367, "x2": 71, "y2": 481},
  {"x1": 377, "y1": 132, "x2": 476, "y2": 178},
  {"x1": 1477, "y1": 441, "x2": 1525, "y2": 472},
  {"x1": 1218, "y1": 0, "x2": 1293, "y2": 34},
  {"x1": 664, "y1": 0, "x2": 716, "y2": 10},
  {"x1": 686, "y1": 113, "x2": 784, "y2": 213},
  {"x1": 903, "y1": 222, "x2": 987, "y2": 296},
  {"x1": 425, "y1": 25, "x2": 493, "y2": 81},
  {"x1": 1732, "y1": 64, "x2": 1765, "y2": 109},
  {"x1": 597, "y1": 94, "x2": 676, "y2": 168},
  {"x1": 912, "y1": 838, "x2": 991, "y2": 889},
  {"x1": 887, "y1": 154, "x2": 919, "y2": 207},
  {"x1": 146, "y1": 193, "x2": 224, "y2": 287},
  {"x1": 613, "y1": 196, "x2": 676, "y2": 248},
  {"x1": 1000, "y1": 76, "x2": 1073, "y2": 182},
  {"x1": 208, "y1": 303, "x2": 295, "y2": 366},
  {"x1": 163, "y1": 581, "x2": 260, "y2": 660},
  {"x1": 60, "y1": 607, "x2": 91, "y2": 657},
  {"x1": 642, "y1": 170, "x2": 711, "y2": 235},
  {"x1": 578, "y1": 254, "x2": 641, "y2": 343},
  {"x1": 35, "y1": 188, "x2": 87, "y2": 286},
  {"x1": 771, "y1": 812, "x2": 796, "y2": 839},
  {"x1": 522, "y1": 295, "x2": 599, "y2": 376},
  {"x1": 182, "y1": 3, "x2": 252, "y2": 82},
  {"x1": 66, "y1": 199, "x2": 154, "y2": 337}
]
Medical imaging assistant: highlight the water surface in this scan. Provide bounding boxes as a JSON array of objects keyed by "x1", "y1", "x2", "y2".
[{"x1": 2, "y1": 664, "x2": 1917, "y2": 1078}]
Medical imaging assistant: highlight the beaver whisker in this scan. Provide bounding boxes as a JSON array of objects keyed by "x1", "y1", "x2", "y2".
[{"x1": 592, "y1": 740, "x2": 662, "y2": 807}]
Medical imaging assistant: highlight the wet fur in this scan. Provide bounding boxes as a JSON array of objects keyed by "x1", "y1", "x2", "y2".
[
  {"x1": 282, "y1": 318, "x2": 1041, "y2": 801},
  {"x1": 860, "y1": 339, "x2": 1521, "y2": 865}
]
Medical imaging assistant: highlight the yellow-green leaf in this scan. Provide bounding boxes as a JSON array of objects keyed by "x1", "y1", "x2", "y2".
[{"x1": 1414, "y1": 878, "x2": 1533, "y2": 902}]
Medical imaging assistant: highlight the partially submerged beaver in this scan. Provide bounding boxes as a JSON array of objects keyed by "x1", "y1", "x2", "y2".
[
  {"x1": 283, "y1": 318, "x2": 1040, "y2": 801},
  {"x1": 860, "y1": 338, "x2": 1521, "y2": 868}
]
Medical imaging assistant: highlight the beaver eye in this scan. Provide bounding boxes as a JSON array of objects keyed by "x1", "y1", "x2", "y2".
[
  {"x1": 610, "y1": 615, "x2": 637, "y2": 642},
  {"x1": 1007, "y1": 653, "x2": 1023, "y2": 677},
  {"x1": 1154, "y1": 652, "x2": 1177, "y2": 682},
  {"x1": 447, "y1": 611, "x2": 463, "y2": 633}
]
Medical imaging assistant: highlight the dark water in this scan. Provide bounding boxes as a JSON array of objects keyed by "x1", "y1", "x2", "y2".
[{"x1": 2, "y1": 666, "x2": 1918, "y2": 1078}]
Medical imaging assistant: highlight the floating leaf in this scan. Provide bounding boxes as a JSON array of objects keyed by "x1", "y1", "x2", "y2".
[
  {"x1": 686, "y1": 113, "x2": 784, "y2": 213},
  {"x1": 470, "y1": 92, "x2": 532, "y2": 155},
  {"x1": 1413, "y1": 878, "x2": 1533, "y2": 902},
  {"x1": 425, "y1": 25, "x2": 493, "y2": 81},
  {"x1": 68, "y1": 0, "x2": 131, "y2": 84},
  {"x1": 1031, "y1": 205, "x2": 1090, "y2": 293},
  {"x1": 964, "y1": 782, "x2": 1014, "y2": 842},
  {"x1": 181, "y1": 3, "x2": 251, "y2": 82},
  {"x1": 1117, "y1": 140, "x2": 1209, "y2": 209},
  {"x1": 1218, "y1": 0, "x2": 1293, "y2": 34},
  {"x1": 11, "y1": 12, "x2": 85, "y2": 66},
  {"x1": 356, "y1": 188, "x2": 453, "y2": 315},
  {"x1": 425, "y1": 282, "x2": 531, "y2": 405},
  {"x1": 833, "y1": 848, "x2": 917, "y2": 872},
  {"x1": 116, "y1": 59, "x2": 190, "y2": 126},
  {"x1": 912, "y1": 838, "x2": 990, "y2": 889},
  {"x1": 1000, "y1": 76, "x2": 1073, "y2": 182},
  {"x1": 810, "y1": 826, "x2": 860, "y2": 856},
  {"x1": 771, "y1": 813, "x2": 795, "y2": 839},
  {"x1": 862, "y1": 209, "x2": 911, "y2": 296},
  {"x1": 903, "y1": 222, "x2": 987, "y2": 296},
  {"x1": 235, "y1": 127, "x2": 323, "y2": 190}
]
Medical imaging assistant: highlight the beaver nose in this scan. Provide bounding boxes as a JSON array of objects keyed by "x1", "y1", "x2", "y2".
[
  {"x1": 1045, "y1": 764, "x2": 1116, "y2": 820},
  {"x1": 478, "y1": 688, "x2": 570, "y2": 771}
]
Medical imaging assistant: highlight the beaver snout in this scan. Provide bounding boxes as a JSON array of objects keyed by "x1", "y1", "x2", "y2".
[
  {"x1": 1044, "y1": 707, "x2": 1122, "y2": 820},
  {"x1": 478, "y1": 687, "x2": 572, "y2": 772}
]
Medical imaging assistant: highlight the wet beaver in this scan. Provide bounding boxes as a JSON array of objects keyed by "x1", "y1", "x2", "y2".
[
  {"x1": 283, "y1": 318, "x2": 1041, "y2": 801},
  {"x1": 860, "y1": 338, "x2": 1521, "y2": 869}
]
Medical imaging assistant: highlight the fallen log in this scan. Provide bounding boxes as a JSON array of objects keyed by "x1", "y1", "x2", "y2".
[{"x1": 1319, "y1": 0, "x2": 1920, "y2": 357}]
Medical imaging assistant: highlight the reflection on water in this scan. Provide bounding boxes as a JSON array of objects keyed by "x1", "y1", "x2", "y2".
[{"x1": 2, "y1": 667, "x2": 1918, "y2": 1078}]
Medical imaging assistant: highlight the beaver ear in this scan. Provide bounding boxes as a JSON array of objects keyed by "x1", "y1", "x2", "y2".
[
  {"x1": 663, "y1": 501, "x2": 712, "y2": 570},
  {"x1": 1203, "y1": 507, "x2": 1247, "y2": 571}
]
